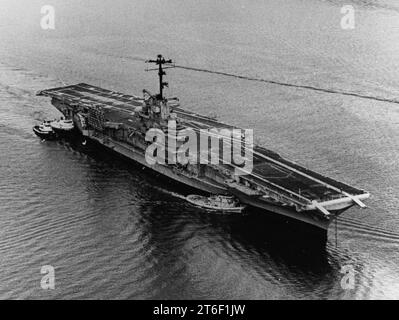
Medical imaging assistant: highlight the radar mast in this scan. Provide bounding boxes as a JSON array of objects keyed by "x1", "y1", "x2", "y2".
[{"x1": 146, "y1": 54, "x2": 174, "y2": 100}]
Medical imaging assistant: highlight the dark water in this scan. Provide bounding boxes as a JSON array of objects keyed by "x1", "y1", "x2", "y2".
[{"x1": 0, "y1": 0, "x2": 399, "y2": 299}]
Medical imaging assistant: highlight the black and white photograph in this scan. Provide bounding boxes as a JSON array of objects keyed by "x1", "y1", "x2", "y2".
[{"x1": 0, "y1": 0, "x2": 398, "y2": 303}]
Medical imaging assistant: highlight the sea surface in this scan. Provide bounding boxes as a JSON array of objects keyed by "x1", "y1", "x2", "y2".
[{"x1": 0, "y1": 0, "x2": 399, "y2": 299}]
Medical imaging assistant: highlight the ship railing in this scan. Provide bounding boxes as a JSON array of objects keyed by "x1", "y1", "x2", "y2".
[
  {"x1": 306, "y1": 193, "x2": 370, "y2": 212},
  {"x1": 184, "y1": 114, "x2": 368, "y2": 201},
  {"x1": 213, "y1": 126, "x2": 370, "y2": 205},
  {"x1": 241, "y1": 176, "x2": 311, "y2": 208}
]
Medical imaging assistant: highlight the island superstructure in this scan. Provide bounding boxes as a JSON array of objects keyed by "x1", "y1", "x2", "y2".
[{"x1": 37, "y1": 55, "x2": 370, "y2": 234}]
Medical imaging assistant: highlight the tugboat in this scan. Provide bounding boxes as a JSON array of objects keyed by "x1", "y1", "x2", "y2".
[
  {"x1": 32, "y1": 120, "x2": 57, "y2": 140},
  {"x1": 186, "y1": 194, "x2": 246, "y2": 213},
  {"x1": 50, "y1": 118, "x2": 76, "y2": 138}
]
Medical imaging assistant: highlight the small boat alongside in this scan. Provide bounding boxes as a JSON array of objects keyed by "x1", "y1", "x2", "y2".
[
  {"x1": 186, "y1": 194, "x2": 246, "y2": 213},
  {"x1": 32, "y1": 120, "x2": 57, "y2": 140},
  {"x1": 50, "y1": 118, "x2": 76, "y2": 138},
  {"x1": 33, "y1": 118, "x2": 77, "y2": 140}
]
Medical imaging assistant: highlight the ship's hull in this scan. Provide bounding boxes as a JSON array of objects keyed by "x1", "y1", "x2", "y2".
[
  {"x1": 78, "y1": 131, "x2": 334, "y2": 234},
  {"x1": 85, "y1": 132, "x2": 229, "y2": 195},
  {"x1": 227, "y1": 187, "x2": 335, "y2": 231},
  {"x1": 52, "y1": 127, "x2": 78, "y2": 139}
]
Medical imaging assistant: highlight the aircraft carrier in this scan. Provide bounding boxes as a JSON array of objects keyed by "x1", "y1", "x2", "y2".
[{"x1": 37, "y1": 55, "x2": 370, "y2": 235}]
